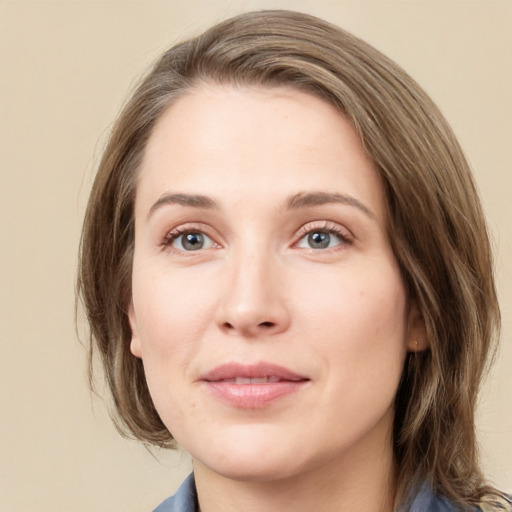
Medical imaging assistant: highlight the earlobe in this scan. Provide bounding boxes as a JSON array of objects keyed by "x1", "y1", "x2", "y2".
[
  {"x1": 128, "y1": 301, "x2": 142, "y2": 358},
  {"x1": 406, "y1": 299, "x2": 428, "y2": 353}
]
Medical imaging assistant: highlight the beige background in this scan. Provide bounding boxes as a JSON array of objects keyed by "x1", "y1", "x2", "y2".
[{"x1": 1, "y1": 0, "x2": 511, "y2": 510}]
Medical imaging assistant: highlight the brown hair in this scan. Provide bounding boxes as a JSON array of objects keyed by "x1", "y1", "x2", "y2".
[{"x1": 77, "y1": 10, "x2": 507, "y2": 509}]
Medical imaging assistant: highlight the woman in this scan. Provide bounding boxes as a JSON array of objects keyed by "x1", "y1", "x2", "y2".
[{"x1": 77, "y1": 10, "x2": 511, "y2": 512}]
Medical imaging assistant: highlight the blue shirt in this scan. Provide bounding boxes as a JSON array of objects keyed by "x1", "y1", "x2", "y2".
[{"x1": 152, "y1": 473, "x2": 473, "y2": 511}]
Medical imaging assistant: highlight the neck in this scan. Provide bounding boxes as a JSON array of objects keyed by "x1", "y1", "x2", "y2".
[{"x1": 193, "y1": 424, "x2": 396, "y2": 512}]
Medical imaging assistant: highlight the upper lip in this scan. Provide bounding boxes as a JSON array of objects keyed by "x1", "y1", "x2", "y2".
[{"x1": 200, "y1": 362, "x2": 309, "y2": 382}]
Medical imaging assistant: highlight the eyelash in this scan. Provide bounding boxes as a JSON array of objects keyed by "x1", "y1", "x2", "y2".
[
  {"x1": 295, "y1": 222, "x2": 353, "y2": 248},
  {"x1": 161, "y1": 225, "x2": 217, "y2": 250},
  {"x1": 160, "y1": 221, "x2": 353, "y2": 252}
]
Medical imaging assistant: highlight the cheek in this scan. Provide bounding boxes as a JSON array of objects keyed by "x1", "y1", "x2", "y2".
[
  {"x1": 131, "y1": 272, "x2": 204, "y2": 429},
  {"x1": 130, "y1": 267, "x2": 217, "y2": 415},
  {"x1": 293, "y1": 261, "x2": 409, "y2": 390},
  {"x1": 133, "y1": 266, "x2": 215, "y2": 348},
  {"x1": 295, "y1": 262, "x2": 407, "y2": 341},
  {"x1": 300, "y1": 268, "x2": 408, "y2": 429}
]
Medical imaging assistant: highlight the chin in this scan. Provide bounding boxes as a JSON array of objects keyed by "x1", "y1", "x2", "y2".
[
  {"x1": 214, "y1": 463, "x2": 291, "y2": 482},
  {"x1": 187, "y1": 426, "x2": 310, "y2": 483},
  {"x1": 198, "y1": 454, "x2": 304, "y2": 483}
]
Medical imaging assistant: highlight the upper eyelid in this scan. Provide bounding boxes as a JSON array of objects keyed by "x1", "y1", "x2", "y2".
[
  {"x1": 164, "y1": 222, "x2": 215, "y2": 235},
  {"x1": 295, "y1": 220, "x2": 353, "y2": 239},
  {"x1": 161, "y1": 223, "x2": 221, "y2": 246}
]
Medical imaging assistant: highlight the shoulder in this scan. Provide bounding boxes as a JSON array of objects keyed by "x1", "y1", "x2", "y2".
[
  {"x1": 407, "y1": 483, "x2": 512, "y2": 512},
  {"x1": 407, "y1": 483, "x2": 461, "y2": 511},
  {"x1": 478, "y1": 495, "x2": 512, "y2": 512},
  {"x1": 153, "y1": 475, "x2": 510, "y2": 512},
  {"x1": 152, "y1": 474, "x2": 198, "y2": 512}
]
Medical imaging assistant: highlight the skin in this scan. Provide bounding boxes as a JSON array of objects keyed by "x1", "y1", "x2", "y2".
[{"x1": 129, "y1": 84, "x2": 426, "y2": 512}]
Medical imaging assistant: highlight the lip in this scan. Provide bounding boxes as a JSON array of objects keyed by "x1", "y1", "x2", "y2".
[{"x1": 200, "y1": 362, "x2": 310, "y2": 409}]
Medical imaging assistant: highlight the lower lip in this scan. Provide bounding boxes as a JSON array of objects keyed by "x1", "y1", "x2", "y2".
[{"x1": 203, "y1": 381, "x2": 308, "y2": 408}]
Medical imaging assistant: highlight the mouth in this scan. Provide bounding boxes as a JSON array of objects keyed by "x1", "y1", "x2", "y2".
[
  {"x1": 220, "y1": 376, "x2": 284, "y2": 384},
  {"x1": 200, "y1": 362, "x2": 310, "y2": 409}
]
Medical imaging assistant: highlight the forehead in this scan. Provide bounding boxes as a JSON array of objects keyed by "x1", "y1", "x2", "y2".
[{"x1": 137, "y1": 84, "x2": 385, "y2": 221}]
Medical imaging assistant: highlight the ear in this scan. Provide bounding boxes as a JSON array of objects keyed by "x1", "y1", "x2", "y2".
[
  {"x1": 128, "y1": 301, "x2": 142, "y2": 358},
  {"x1": 405, "y1": 299, "x2": 428, "y2": 352}
]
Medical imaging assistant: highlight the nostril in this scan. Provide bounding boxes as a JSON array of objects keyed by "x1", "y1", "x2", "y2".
[{"x1": 220, "y1": 319, "x2": 278, "y2": 333}]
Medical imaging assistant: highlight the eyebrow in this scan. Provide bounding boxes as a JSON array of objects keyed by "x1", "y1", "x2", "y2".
[
  {"x1": 147, "y1": 193, "x2": 218, "y2": 219},
  {"x1": 285, "y1": 192, "x2": 375, "y2": 218},
  {"x1": 147, "y1": 190, "x2": 374, "y2": 220}
]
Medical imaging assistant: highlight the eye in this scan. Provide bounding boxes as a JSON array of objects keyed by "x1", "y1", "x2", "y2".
[
  {"x1": 297, "y1": 231, "x2": 340, "y2": 249},
  {"x1": 295, "y1": 224, "x2": 352, "y2": 250},
  {"x1": 165, "y1": 230, "x2": 216, "y2": 251}
]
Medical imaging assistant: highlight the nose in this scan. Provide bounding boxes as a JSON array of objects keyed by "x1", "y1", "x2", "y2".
[{"x1": 215, "y1": 250, "x2": 291, "y2": 337}]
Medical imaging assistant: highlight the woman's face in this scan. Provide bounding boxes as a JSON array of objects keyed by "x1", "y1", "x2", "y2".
[{"x1": 129, "y1": 85, "x2": 423, "y2": 482}]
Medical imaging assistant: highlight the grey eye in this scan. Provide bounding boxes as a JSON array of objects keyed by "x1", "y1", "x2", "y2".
[
  {"x1": 173, "y1": 232, "x2": 213, "y2": 251},
  {"x1": 307, "y1": 231, "x2": 331, "y2": 249}
]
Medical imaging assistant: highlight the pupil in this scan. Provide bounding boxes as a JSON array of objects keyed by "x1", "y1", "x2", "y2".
[
  {"x1": 308, "y1": 231, "x2": 330, "y2": 248},
  {"x1": 183, "y1": 233, "x2": 204, "y2": 250}
]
